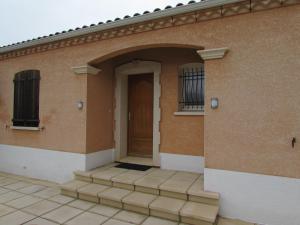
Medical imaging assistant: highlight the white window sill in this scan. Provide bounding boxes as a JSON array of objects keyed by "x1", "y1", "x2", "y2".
[
  {"x1": 174, "y1": 111, "x2": 205, "y2": 116},
  {"x1": 10, "y1": 126, "x2": 43, "y2": 131}
]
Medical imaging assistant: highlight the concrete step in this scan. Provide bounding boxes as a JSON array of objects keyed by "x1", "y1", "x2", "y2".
[
  {"x1": 60, "y1": 163, "x2": 220, "y2": 225},
  {"x1": 60, "y1": 180, "x2": 90, "y2": 198},
  {"x1": 73, "y1": 164, "x2": 219, "y2": 205},
  {"x1": 60, "y1": 180, "x2": 219, "y2": 225},
  {"x1": 99, "y1": 187, "x2": 132, "y2": 209},
  {"x1": 181, "y1": 201, "x2": 219, "y2": 225},
  {"x1": 78, "y1": 183, "x2": 109, "y2": 203},
  {"x1": 149, "y1": 196, "x2": 186, "y2": 221}
]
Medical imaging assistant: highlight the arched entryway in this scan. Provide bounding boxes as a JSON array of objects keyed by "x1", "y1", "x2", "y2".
[{"x1": 86, "y1": 46, "x2": 205, "y2": 169}]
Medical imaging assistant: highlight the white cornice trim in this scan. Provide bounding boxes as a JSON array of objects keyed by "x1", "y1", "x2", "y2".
[
  {"x1": 10, "y1": 126, "x2": 42, "y2": 131},
  {"x1": 197, "y1": 47, "x2": 229, "y2": 60},
  {"x1": 72, "y1": 65, "x2": 101, "y2": 75},
  {"x1": 174, "y1": 111, "x2": 205, "y2": 116},
  {"x1": 0, "y1": 0, "x2": 243, "y2": 54}
]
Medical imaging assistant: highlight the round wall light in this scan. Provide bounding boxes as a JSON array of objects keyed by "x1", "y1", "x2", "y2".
[
  {"x1": 211, "y1": 97, "x2": 219, "y2": 109},
  {"x1": 77, "y1": 101, "x2": 84, "y2": 110}
]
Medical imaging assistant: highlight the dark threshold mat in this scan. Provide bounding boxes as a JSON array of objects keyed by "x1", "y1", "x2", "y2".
[{"x1": 115, "y1": 163, "x2": 152, "y2": 171}]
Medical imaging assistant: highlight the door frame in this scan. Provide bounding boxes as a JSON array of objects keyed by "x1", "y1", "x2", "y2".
[{"x1": 114, "y1": 60, "x2": 161, "y2": 166}]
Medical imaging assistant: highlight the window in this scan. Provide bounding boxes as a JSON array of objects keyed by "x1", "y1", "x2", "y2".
[
  {"x1": 12, "y1": 70, "x2": 40, "y2": 127},
  {"x1": 179, "y1": 63, "x2": 204, "y2": 111}
]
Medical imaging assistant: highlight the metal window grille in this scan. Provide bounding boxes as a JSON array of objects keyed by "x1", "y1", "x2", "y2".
[
  {"x1": 179, "y1": 65, "x2": 204, "y2": 111},
  {"x1": 12, "y1": 70, "x2": 40, "y2": 127}
]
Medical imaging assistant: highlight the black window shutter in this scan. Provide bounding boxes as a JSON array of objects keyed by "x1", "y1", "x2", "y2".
[{"x1": 12, "y1": 70, "x2": 40, "y2": 127}]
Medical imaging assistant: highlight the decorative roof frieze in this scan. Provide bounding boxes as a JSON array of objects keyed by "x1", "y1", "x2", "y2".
[{"x1": 0, "y1": 0, "x2": 298, "y2": 61}]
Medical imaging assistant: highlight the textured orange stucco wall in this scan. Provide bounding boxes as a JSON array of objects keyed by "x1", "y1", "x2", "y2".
[
  {"x1": 203, "y1": 6, "x2": 300, "y2": 178},
  {"x1": 86, "y1": 62, "x2": 114, "y2": 153},
  {"x1": 0, "y1": 50, "x2": 87, "y2": 153}
]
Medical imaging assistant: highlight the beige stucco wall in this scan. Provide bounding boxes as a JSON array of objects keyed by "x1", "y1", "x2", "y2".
[
  {"x1": 0, "y1": 4, "x2": 299, "y2": 178},
  {"x1": 204, "y1": 5, "x2": 300, "y2": 178},
  {"x1": 0, "y1": 50, "x2": 87, "y2": 153},
  {"x1": 86, "y1": 62, "x2": 114, "y2": 153}
]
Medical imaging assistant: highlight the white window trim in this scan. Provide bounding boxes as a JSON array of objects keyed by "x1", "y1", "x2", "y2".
[
  {"x1": 174, "y1": 111, "x2": 205, "y2": 116},
  {"x1": 10, "y1": 126, "x2": 43, "y2": 131}
]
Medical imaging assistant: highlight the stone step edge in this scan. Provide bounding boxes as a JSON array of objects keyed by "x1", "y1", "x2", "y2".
[
  {"x1": 74, "y1": 171, "x2": 220, "y2": 201},
  {"x1": 60, "y1": 187, "x2": 218, "y2": 225},
  {"x1": 61, "y1": 181, "x2": 219, "y2": 207}
]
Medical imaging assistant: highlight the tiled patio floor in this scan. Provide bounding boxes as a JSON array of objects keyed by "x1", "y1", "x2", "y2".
[
  {"x1": 0, "y1": 172, "x2": 181, "y2": 225},
  {"x1": 0, "y1": 172, "x2": 254, "y2": 225}
]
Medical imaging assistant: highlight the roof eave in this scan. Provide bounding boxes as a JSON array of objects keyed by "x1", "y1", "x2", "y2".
[{"x1": 0, "y1": 0, "x2": 242, "y2": 54}]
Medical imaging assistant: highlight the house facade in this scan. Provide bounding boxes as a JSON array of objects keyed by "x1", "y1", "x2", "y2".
[{"x1": 0, "y1": 0, "x2": 300, "y2": 224}]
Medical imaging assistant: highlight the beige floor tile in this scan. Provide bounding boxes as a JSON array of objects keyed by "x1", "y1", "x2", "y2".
[
  {"x1": 187, "y1": 176, "x2": 204, "y2": 195},
  {"x1": 0, "y1": 210, "x2": 36, "y2": 225},
  {"x1": 78, "y1": 183, "x2": 109, "y2": 196},
  {"x1": 180, "y1": 202, "x2": 219, "y2": 223},
  {"x1": 0, "y1": 187, "x2": 10, "y2": 195},
  {"x1": 102, "y1": 218, "x2": 134, "y2": 225},
  {"x1": 42, "y1": 205, "x2": 83, "y2": 224},
  {"x1": 33, "y1": 187, "x2": 60, "y2": 199},
  {"x1": 89, "y1": 204, "x2": 120, "y2": 217},
  {"x1": 92, "y1": 167, "x2": 128, "y2": 182},
  {"x1": 98, "y1": 187, "x2": 131, "y2": 202},
  {"x1": 147, "y1": 169, "x2": 176, "y2": 178},
  {"x1": 60, "y1": 180, "x2": 90, "y2": 192},
  {"x1": 0, "y1": 204, "x2": 16, "y2": 216},
  {"x1": 112, "y1": 170, "x2": 151, "y2": 185},
  {"x1": 29, "y1": 179, "x2": 57, "y2": 188},
  {"x1": 217, "y1": 217, "x2": 255, "y2": 225},
  {"x1": 0, "y1": 178, "x2": 18, "y2": 187},
  {"x1": 18, "y1": 184, "x2": 46, "y2": 194},
  {"x1": 159, "y1": 172, "x2": 199, "y2": 194},
  {"x1": 5, "y1": 195, "x2": 42, "y2": 209},
  {"x1": 141, "y1": 216, "x2": 178, "y2": 225},
  {"x1": 113, "y1": 210, "x2": 148, "y2": 224},
  {"x1": 135, "y1": 176, "x2": 168, "y2": 190},
  {"x1": 135, "y1": 170, "x2": 175, "y2": 189},
  {"x1": 122, "y1": 192, "x2": 157, "y2": 208},
  {"x1": 22, "y1": 200, "x2": 61, "y2": 216},
  {"x1": 68, "y1": 199, "x2": 95, "y2": 210},
  {"x1": 0, "y1": 191, "x2": 25, "y2": 203},
  {"x1": 4, "y1": 181, "x2": 32, "y2": 190},
  {"x1": 49, "y1": 194, "x2": 75, "y2": 204},
  {"x1": 23, "y1": 217, "x2": 59, "y2": 225},
  {"x1": 65, "y1": 211, "x2": 108, "y2": 225},
  {"x1": 150, "y1": 196, "x2": 186, "y2": 214}
]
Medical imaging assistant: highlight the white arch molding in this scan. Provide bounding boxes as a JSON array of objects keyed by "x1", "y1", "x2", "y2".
[{"x1": 114, "y1": 60, "x2": 161, "y2": 166}]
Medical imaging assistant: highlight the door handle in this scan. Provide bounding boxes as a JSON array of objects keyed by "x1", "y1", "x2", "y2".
[{"x1": 128, "y1": 112, "x2": 131, "y2": 121}]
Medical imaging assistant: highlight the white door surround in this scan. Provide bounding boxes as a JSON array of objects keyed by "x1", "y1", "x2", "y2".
[{"x1": 114, "y1": 60, "x2": 161, "y2": 166}]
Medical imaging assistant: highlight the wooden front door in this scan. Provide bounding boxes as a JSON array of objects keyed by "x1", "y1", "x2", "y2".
[{"x1": 128, "y1": 74, "x2": 153, "y2": 157}]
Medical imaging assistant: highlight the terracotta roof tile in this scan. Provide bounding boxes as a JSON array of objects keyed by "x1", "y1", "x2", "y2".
[{"x1": 0, "y1": 1, "x2": 196, "y2": 48}]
